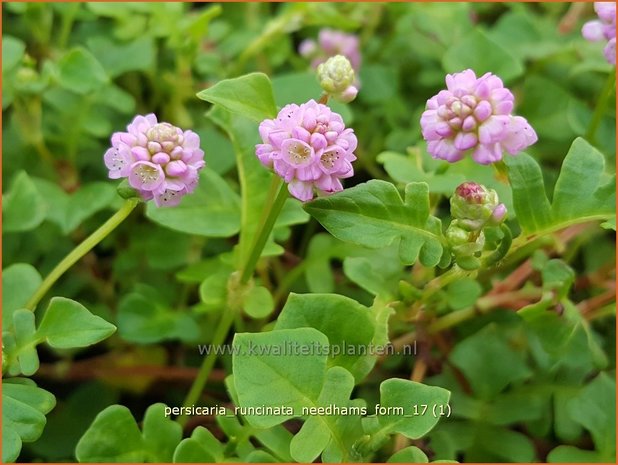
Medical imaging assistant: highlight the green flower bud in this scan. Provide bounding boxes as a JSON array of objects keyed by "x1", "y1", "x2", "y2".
[
  {"x1": 446, "y1": 220, "x2": 485, "y2": 257},
  {"x1": 116, "y1": 179, "x2": 142, "y2": 200},
  {"x1": 317, "y1": 55, "x2": 358, "y2": 102},
  {"x1": 450, "y1": 182, "x2": 504, "y2": 230}
]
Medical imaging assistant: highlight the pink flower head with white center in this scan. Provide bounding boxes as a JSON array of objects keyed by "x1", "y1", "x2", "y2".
[
  {"x1": 420, "y1": 69, "x2": 538, "y2": 165},
  {"x1": 256, "y1": 100, "x2": 358, "y2": 202},
  {"x1": 104, "y1": 114, "x2": 205, "y2": 207},
  {"x1": 299, "y1": 28, "x2": 361, "y2": 71},
  {"x1": 582, "y1": 2, "x2": 616, "y2": 65}
]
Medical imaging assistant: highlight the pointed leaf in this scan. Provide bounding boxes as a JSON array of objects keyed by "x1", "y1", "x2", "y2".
[
  {"x1": 504, "y1": 153, "x2": 552, "y2": 233},
  {"x1": 551, "y1": 138, "x2": 615, "y2": 224},
  {"x1": 75, "y1": 405, "x2": 144, "y2": 462},
  {"x1": 506, "y1": 138, "x2": 615, "y2": 235},
  {"x1": 197, "y1": 72, "x2": 277, "y2": 122},
  {"x1": 37, "y1": 297, "x2": 116, "y2": 349},
  {"x1": 304, "y1": 180, "x2": 444, "y2": 266}
]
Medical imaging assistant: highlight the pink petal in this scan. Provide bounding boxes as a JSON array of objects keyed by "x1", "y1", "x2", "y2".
[
  {"x1": 501, "y1": 116, "x2": 538, "y2": 155},
  {"x1": 454, "y1": 132, "x2": 478, "y2": 151},
  {"x1": 472, "y1": 143, "x2": 503, "y2": 164},
  {"x1": 288, "y1": 180, "x2": 314, "y2": 202},
  {"x1": 129, "y1": 161, "x2": 165, "y2": 191}
]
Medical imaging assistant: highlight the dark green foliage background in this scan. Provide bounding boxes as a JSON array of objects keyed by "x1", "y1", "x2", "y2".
[{"x1": 2, "y1": 2, "x2": 616, "y2": 463}]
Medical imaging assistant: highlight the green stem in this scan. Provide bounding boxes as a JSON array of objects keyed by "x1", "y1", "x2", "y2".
[
  {"x1": 178, "y1": 178, "x2": 288, "y2": 426},
  {"x1": 178, "y1": 305, "x2": 237, "y2": 427},
  {"x1": 420, "y1": 267, "x2": 468, "y2": 304},
  {"x1": 56, "y1": 3, "x2": 80, "y2": 50},
  {"x1": 586, "y1": 68, "x2": 616, "y2": 143},
  {"x1": 25, "y1": 198, "x2": 139, "y2": 311},
  {"x1": 240, "y1": 179, "x2": 288, "y2": 284},
  {"x1": 428, "y1": 307, "x2": 477, "y2": 334}
]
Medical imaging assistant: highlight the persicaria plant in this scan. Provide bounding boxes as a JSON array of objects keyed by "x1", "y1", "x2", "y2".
[{"x1": 2, "y1": 3, "x2": 616, "y2": 464}]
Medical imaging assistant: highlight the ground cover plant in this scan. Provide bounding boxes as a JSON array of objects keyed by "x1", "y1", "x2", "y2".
[{"x1": 2, "y1": 2, "x2": 616, "y2": 463}]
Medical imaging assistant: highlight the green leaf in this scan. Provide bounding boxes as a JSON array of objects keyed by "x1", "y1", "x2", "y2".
[
  {"x1": 36, "y1": 297, "x2": 116, "y2": 349},
  {"x1": 2, "y1": 35, "x2": 25, "y2": 74},
  {"x1": 289, "y1": 367, "x2": 356, "y2": 463},
  {"x1": 3, "y1": 171, "x2": 47, "y2": 233},
  {"x1": 75, "y1": 405, "x2": 144, "y2": 462},
  {"x1": 87, "y1": 36, "x2": 155, "y2": 77},
  {"x1": 551, "y1": 138, "x2": 615, "y2": 226},
  {"x1": 474, "y1": 425, "x2": 536, "y2": 462},
  {"x1": 343, "y1": 245, "x2": 403, "y2": 298},
  {"x1": 358, "y1": 65, "x2": 398, "y2": 104},
  {"x1": 33, "y1": 179, "x2": 116, "y2": 234},
  {"x1": 194, "y1": 125, "x2": 236, "y2": 175},
  {"x1": 304, "y1": 180, "x2": 444, "y2": 266},
  {"x1": 449, "y1": 322, "x2": 531, "y2": 399},
  {"x1": 117, "y1": 290, "x2": 200, "y2": 343},
  {"x1": 142, "y1": 404, "x2": 183, "y2": 462},
  {"x1": 388, "y1": 446, "x2": 429, "y2": 463},
  {"x1": 541, "y1": 259, "x2": 575, "y2": 300},
  {"x1": 377, "y1": 151, "x2": 465, "y2": 195},
  {"x1": 11, "y1": 309, "x2": 40, "y2": 376},
  {"x1": 76, "y1": 403, "x2": 182, "y2": 463},
  {"x1": 245, "y1": 451, "x2": 277, "y2": 462},
  {"x1": 442, "y1": 28, "x2": 524, "y2": 82},
  {"x1": 489, "y1": 10, "x2": 562, "y2": 61},
  {"x1": 2, "y1": 264, "x2": 41, "y2": 329},
  {"x1": 547, "y1": 445, "x2": 603, "y2": 463},
  {"x1": 504, "y1": 153, "x2": 553, "y2": 233},
  {"x1": 57, "y1": 47, "x2": 109, "y2": 94},
  {"x1": 233, "y1": 328, "x2": 328, "y2": 428},
  {"x1": 197, "y1": 72, "x2": 277, "y2": 122},
  {"x1": 567, "y1": 373, "x2": 616, "y2": 460},
  {"x1": 445, "y1": 278, "x2": 482, "y2": 311},
  {"x1": 173, "y1": 427, "x2": 223, "y2": 463},
  {"x1": 303, "y1": 234, "x2": 356, "y2": 293},
  {"x1": 2, "y1": 378, "x2": 56, "y2": 463},
  {"x1": 506, "y1": 138, "x2": 615, "y2": 235},
  {"x1": 378, "y1": 379, "x2": 450, "y2": 439},
  {"x1": 243, "y1": 285, "x2": 274, "y2": 319},
  {"x1": 517, "y1": 75, "x2": 578, "y2": 141},
  {"x1": 233, "y1": 329, "x2": 362, "y2": 462},
  {"x1": 146, "y1": 167, "x2": 241, "y2": 237},
  {"x1": 27, "y1": 383, "x2": 118, "y2": 461},
  {"x1": 275, "y1": 293, "x2": 378, "y2": 382}
]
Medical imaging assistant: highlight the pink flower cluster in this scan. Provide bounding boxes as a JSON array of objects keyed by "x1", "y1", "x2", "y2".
[
  {"x1": 299, "y1": 29, "x2": 361, "y2": 71},
  {"x1": 256, "y1": 100, "x2": 357, "y2": 202},
  {"x1": 582, "y1": 2, "x2": 616, "y2": 65},
  {"x1": 420, "y1": 69, "x2": 537, "y2": 165},
  {"x1": 104, "y1": 114, "x2": 205, "y2": 207}
]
